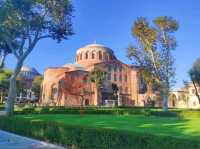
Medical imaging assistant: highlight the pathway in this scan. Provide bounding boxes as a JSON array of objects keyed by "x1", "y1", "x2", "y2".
[{"x1": 0, "y1": 130, "x2": 65, "y2": 149}]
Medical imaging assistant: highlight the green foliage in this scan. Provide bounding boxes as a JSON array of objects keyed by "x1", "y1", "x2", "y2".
[
  {"x1": 0, "y1": 115, "x2": 199, "y2": 149},
  {"x1": 189, "y1": 57, "x2": 200, "y2": 103},
  {"x1": 32, "y1": 75, "x2": 43, "y2": 98},
  {"x1": 89, "y1": 67, "x2": 106, "y2": 88},
  {"x1": 0, "y1": 0, "x2": 74, "y2": 115},
  {"x1": 128, "y1": 16, "x2": 179, "y2": 111},
  {"x1": 189, "y1": 58, "x2": 200, "y2": 85}
]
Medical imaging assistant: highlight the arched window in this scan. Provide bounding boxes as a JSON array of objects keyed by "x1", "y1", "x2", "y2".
[
  {"x1": 99, "y1": 51, "x2": 102, "y2": 60},
  {"x1": 76, "y1": 55, "x2": 79, "y2": 61},
  {"x1": 106, "y1": 54, "x2": 109, "y2": 61},
  {"x1": 114, "y1": 65, "x2": 117, "y2": 72},
  {"x1": 107, "y1": 73, "x2": 111, "y2": 80},
  {"x1": 119, "y1": 74, "x2": 122, "y2": 82},
  {"x1": 124, "y1": 75, "x2": 127, "y2": 82},
  {"x1": 103, "y1": 52, "x2": 107, "y2": 60},
  {"x1": 114, "y1": 74, "x2": 117, "y2": 81},
  {"x1": 85, "y1": 52, "x2": 89, "y2": 59},
  {"x1": 92, "y1": 52, "x2": 95, "y2": 59}
]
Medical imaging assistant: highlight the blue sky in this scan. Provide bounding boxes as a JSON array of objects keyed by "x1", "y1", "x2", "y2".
[{"x1": 5, "y1": 0, "x2": 200, "y2": 89}]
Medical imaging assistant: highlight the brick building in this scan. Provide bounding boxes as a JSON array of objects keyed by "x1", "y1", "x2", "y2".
[{"x1": 41, "y1": 43, "x2": 148, "y2": 107}]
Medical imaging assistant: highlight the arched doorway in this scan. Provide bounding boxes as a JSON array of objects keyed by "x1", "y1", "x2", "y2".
[
  {"x1": 169, "y1": 94, "x2": 177, "y2": 107},
  {"x1": 85, "y1": 99, "x2": 89, "y2": 106}
]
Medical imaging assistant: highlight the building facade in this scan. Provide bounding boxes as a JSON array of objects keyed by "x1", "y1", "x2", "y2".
[
  {"x1": 169, "y1": 82, "x2": 200, "y2": 109},
  {"x1": 41, "y1": 43, "x2": 151, "y2": 107}
]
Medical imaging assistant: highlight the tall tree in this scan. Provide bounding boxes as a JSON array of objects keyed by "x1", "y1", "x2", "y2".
[
  {"x1": 89, "y1": 67, "x2": 106, "y2": 105},
  {"x1": 189, "y1": 58, "x2": 200, "y2": 104},
  {"x1": 127, "y1": 16, "x2": 178, "y2": 111},
  {"x1": 0, "y1": 0, "x2": 74, "y2": 115}
]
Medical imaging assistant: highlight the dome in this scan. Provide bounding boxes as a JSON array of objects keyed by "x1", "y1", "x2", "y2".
[
  {"x1": 76, "y1": 43, "x2": 114, "y2": 54},
  {"x1": 63, "y1": 63, "x2": 86, "y2": 71},
  {"x1": 21, "y1": 65, "x2": 39, "y2": 74},
  {"x1": 75, "y1": 43, "x2": 116, "y2": 66},
  {"x1": 19, "y1": 65, "x2": 40, "y2": 80}
]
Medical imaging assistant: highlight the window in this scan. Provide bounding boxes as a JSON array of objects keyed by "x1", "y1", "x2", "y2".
[
  {"x1": 85, "y1": 52, "x2": 89, "y2": 59},
  {"x1": 99, "y1": 51, "x2": 102, "y2": 60},
  {"x1": 92, "y1": 52, "x2": 95, "y2": 59},
  {"x1": 108, "y1": 65, "x2": 112, "y2": 71},
  {"x1": 125, "y1": 87, "x2": 128, "y2": 93},
  {"x1": 108, "y1": 73, "x2": 111, "y2": 80},
  {"x1": 114, "y1": 65, "x2": 117, "y2": 72},
  {"x1": 114, "y1": 74, "x2": 117, "y2": 81},
  {"x1": 124, "y1": 75, "x2": 127, "y2": 82},
  {"x1": 119, "y1": 66, "x2": 122, "y2": 72},
  {"x1": 51, "y1": 87, "x2": 58, "y2": 100},
  {"x1": 119, "y1": 74, "x2": 122, "y2": 82},
  {"x1": 120, "y1": 86, "x2": 122, "y2": 92},
  {"x1": 103, "y1": 52, "x2": 107, "y2": 60},
  {"x1": 106, "y1": 54, "x2": 109, "y2": 61}
]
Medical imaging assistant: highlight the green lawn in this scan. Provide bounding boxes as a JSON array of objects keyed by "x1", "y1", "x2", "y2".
[{"x1": 14, "y1": 114, "x2": 200, "y2": 141}]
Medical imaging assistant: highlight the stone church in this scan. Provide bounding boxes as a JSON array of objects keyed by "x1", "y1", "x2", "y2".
[{"x1": 40, "y1": 43, "x2": 149, "y2": 107}]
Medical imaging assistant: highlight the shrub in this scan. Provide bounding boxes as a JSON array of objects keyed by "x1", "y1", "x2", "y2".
[{"x1": 0, "y1": 116, "x2": 199, "y2": 149}]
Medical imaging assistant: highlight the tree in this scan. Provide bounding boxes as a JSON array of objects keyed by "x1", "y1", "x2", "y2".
[
  {"x1": 58, "y1": 72, "x2": 93, "y2": 115},
  {"x1": 0, "y1": 0, "x2": 74, "y2": 115},
  {"x1": 127, "y1": 16, "x2": 178, "y2": 111},
  {"x1": 89, "y1": 67, "x2": 106, "y2": 105},
  {"x1": 32, "y1": 76, "x2": 43, "y2": 101},
  {"x1": 0, "y1": 69, "x2": 12, "y2": 103},
  {"x1": 189, "y1": 58, "x2": 200, "y2": 104}
]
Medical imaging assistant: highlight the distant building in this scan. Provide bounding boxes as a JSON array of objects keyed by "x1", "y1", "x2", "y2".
[
  {"x1": 16, "y1": 65, "x2": 41, "y2": 103},
  {"x1": 41, "y1": 43, "x2": 151, "y2": 107},
  {"x1": 169, "y1": 82, "x2": 200, "y2": 109},
  {"x1": 19, "y1": 65, "x2": 40, "y2": 88}
]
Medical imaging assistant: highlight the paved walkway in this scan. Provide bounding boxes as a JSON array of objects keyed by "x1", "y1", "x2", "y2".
[{"x1": 0, "y1": 130, "x2": 65, "y2": 149}]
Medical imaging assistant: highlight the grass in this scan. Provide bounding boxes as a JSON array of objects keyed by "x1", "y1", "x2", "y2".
[{"x1": 14, "y1": 114, "x2": 200, "y2": 141}]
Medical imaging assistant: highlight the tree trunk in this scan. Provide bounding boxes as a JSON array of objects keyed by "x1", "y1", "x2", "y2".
[
  {"x1": 6, "y1": 60, "x2": 23, "y2": 116},
  {"x1": 192, "y1": 80, "x2": 200, "y2": 104},
  {"x1": 0, "y1": 52, "x2": 6, "y2": 69},
  {"x1": 162, "y1": 93, "x2": 168, "y2": 112},
  {"x1": 161, "y1": 87, "x2": 169, "y2": 112}
]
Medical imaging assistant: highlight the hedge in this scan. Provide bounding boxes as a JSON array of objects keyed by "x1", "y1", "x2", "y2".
[
  {"x1": 14, "y1": 106, "x2": 177, "y2": 116},
  {"x1": 0, "y1": 116, "x2": 199, "y2": 149}
]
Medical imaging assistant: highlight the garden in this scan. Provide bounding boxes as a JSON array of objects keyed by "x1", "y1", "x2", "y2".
[{"x1": 0, "y1": 106, "x2": 200, "y2": 149}]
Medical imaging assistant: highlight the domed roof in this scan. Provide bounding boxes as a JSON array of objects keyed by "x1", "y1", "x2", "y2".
[
  {"x1": 76, "y1": 43, "x2": 114, "y2": 54},
  {"x1": 21, "y1": 65, "x2": 39, "y2": 74},
  {"x1": 63, "y1": 63, "x2": 86, "y2": 71}
]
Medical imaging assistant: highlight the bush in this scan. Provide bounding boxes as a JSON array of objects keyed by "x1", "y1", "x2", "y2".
[
  {"x1": 0, "y1": 116, "x2": 199, "y2": 149},
  {"x1": 14, "y1": 106, "x2": 154, "y2": 115}
]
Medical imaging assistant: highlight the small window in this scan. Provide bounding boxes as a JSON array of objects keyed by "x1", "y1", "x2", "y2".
[
  {"x1": 99, "y1": 51, "x2": 102, "y2": 60},
  {"x1": 114, "y1": 74, "x2": 117, "y2": 81},
  {"x1": 120, "y1": 86, "x2": 122, "y2": 92},
  {"x1": 108, "y1": 65, "x2": 112, "y2": 71},
  {"x1": 108, "y1": 73, "x2": 111, "y2": 80},
  {"x1": 92, "y1": 52, "x2": 95, "y2": 59},
  {"x1": 114, "y1": 65, "x2": 117, "y2": 72},
  {"x1": 119, "y1": 67, "x2": 122, "y2": 72},
  {"x1": 119, "y1": 75, "x2": 122, "y2": 82},
  {"x1": 124, "y1": 75, "x2": 127, "y2": 82},
  {"x1": 85, "y1": 52, "x2": 89, "y2": 59},
  {"x1": 125, "y1": 87, "x2": 128, "y2": 93}
]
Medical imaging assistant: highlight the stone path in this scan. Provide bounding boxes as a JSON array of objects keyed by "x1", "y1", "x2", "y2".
[
  {"x1": 0, "y1": 111, "x2": 6, "y2": 116},
  {"x1": 0, "y1": 130, "x2": 65, "y2": 149}
]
